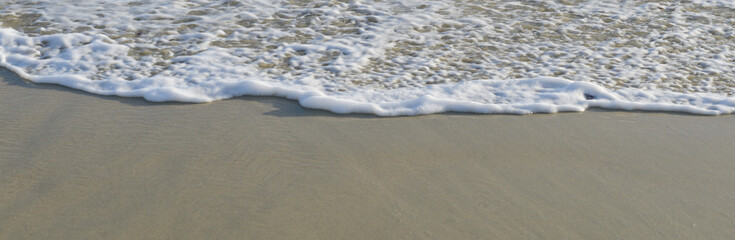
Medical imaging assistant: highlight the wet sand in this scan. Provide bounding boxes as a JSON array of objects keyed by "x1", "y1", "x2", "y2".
[{"x1": 1, "y1": 67, "x2": 735, "y2": 239}]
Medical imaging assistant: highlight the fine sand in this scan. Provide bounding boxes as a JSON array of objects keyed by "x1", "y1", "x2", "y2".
[{"x1": 1, "y1": 67, "x2": 735, "y2": 239}]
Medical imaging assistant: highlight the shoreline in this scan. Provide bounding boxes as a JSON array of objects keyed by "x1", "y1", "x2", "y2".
[{"x1": 2, "y1": 67, "x2": 735, "y2": 239}]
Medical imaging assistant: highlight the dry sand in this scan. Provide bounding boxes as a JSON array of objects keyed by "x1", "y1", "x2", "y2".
[{"x1": 1, "y1": 67, "x2": 735, "y2": 239}]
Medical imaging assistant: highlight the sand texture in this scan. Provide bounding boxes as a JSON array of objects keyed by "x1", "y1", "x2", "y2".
[{"x1": 1, "y1": 68, "x2": 735, "y2": 239}]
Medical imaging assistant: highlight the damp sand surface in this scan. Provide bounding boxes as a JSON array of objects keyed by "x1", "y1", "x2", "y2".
[{"x1": 1, "y1": 68, "x2": 735, "y2": 239}]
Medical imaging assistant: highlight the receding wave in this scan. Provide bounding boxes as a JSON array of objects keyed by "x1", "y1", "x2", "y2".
[{"x1": 1, "y1": 0, "x2": 734, "y2": 115}]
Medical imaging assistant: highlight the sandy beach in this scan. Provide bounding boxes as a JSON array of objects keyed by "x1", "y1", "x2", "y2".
[{"x1": 1, "y1": 67, "x2": 735, "y2": 239}]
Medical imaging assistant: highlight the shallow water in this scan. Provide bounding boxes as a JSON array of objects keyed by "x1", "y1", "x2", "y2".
[{"x1": 1, "y1": 0, "x2": 734, "y2": 115}]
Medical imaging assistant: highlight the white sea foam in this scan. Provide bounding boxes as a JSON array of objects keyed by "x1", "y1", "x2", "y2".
[{"x1": 1, "y1": 0, "x2": 734, "y2": 115}]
